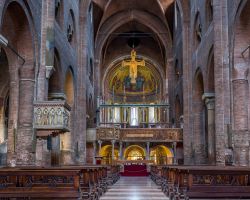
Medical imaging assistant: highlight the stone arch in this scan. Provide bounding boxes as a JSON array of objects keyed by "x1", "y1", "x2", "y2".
[
  {"x1": 67, "y1": 9, "x2": 76, "y2": 48},
  {"x1": 100, "y1": 144, "x2": 119, "y2": 164},
  {"x1": 55, "y1": 0, "x2": 64, "y2": 29},
  {"x1": 48, "y1": 48, "x2": 64, "y2": 96},
  {"x1": 232, "y1": 0, "x2": 250, "y2": 131},
  {"x1": 206, "y1": 0, "x2": 213, "y2": 29},
  {"x1": 64, "y1": 67, "x2": 75, "y2": 106},
  {"x1": 150, "y1": 145, "x2": 173, "y2": 165},
  {"x1": 1, "y1": 1, "x2": 36, "y2": 166},
  {"x1": 193, "y1": 68, "x2": 207, "y2": 164},
  {"x1": 193, "y1": 12, "x2": 202, "y2": 50},
  {"x1": 124, "y1": 145, "x2": 146, "y2": 160},
  {"x1": 0, "y1": 48, "x2": 9, "y2": 148}
]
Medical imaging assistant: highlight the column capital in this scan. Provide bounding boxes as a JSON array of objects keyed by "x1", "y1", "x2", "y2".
[
  {"x1": 111, "y1": 140, "x2": 116, "y2": 145},
  {"x1": 98, "y1": 140, "x2": 102, "y2": 145},
  {"x1": 202, "y1": 93, "x2": 215, "y2": 110}
]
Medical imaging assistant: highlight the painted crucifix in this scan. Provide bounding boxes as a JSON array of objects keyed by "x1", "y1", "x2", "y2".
[{"x1": 122, "y1": 49, "x2": 145, "y2": 84}]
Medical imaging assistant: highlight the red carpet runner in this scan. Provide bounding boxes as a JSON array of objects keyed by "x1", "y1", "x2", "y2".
[{"x1": 121, "y1": 164, "x2": 149, "y2": 176}]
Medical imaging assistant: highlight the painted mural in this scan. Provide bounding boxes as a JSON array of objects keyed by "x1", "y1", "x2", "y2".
[{"x1": 108, "y1": 64, "x2": 159, "y2": 96}]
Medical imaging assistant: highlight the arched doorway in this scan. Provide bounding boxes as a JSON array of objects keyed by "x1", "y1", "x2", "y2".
[
  {"x1": 124, "y1": 145, "x2": 146, "y2": 161},
  {"x1": 150, "y1": 145, "x2": 173, "y2": 165},
  {"x1": 100, "y1": 145, "x2": 119, "y2": 165}
]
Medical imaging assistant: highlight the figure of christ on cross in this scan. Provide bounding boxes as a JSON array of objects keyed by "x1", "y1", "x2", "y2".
[{"x1": 122, "y1": 49, "x2": 145, "y2": 84}]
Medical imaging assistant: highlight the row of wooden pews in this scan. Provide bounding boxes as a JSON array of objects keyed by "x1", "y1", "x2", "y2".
[
  {"x1": 151, "y1": 165, "x2": 250, "y2": 199},
  {"x1": 0, "y1": 165, "x2": 120, "y2": 200}
]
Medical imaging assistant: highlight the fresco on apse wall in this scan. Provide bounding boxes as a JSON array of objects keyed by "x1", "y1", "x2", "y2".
[{"x1": 108, "y1": 64, "x2": 159, "y2": 96}]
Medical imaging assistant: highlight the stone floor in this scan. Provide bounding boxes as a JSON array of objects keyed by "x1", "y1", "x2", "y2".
[{"x1": 100, "y1": 176, "x2": 168, "y2": 200}]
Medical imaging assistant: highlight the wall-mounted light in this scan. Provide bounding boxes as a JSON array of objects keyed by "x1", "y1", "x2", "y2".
[{"x1": 0, "y1": 34, "x2": 25, "y2": 65}]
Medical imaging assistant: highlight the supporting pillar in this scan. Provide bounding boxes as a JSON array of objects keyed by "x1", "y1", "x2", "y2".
[
  {"x1": 93, "y1": 141, "x2": 96, "y2": 164},
  {"x1": 146, "y1": 142, "x2": 150, "y2": 160},
  {"x1": 111, "y1": 140, "x2": 115, "y2": 163},
  {"x1": 173, "y1": 142, "x2": 177, "y2": 164},
  {"x1": 119, "y1": 141, "x2": 123, "y2": 160},
  {"x1": 203, "y1": 93, "x2": 216, "y2": 165},
  {"x1": 16, "y1": 63, "x2": 35, "y2": 166},
  {"x1": 233, "y1": 76, "x2": 249, "y2": 166},
  {"x1": 98, "y1": 140, "x2": 102, "y2": 156}
]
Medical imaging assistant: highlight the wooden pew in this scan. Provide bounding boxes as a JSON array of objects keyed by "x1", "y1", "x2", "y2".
[
  {"x1": 158, "y1": 166, "x2": 250, "y2": 200},
  {"x1": 0, "y1": 168, "x2": 82, "y2": 200},
  {"x1": 0, "y1": 164, "x2": 119, "y2": 200}
]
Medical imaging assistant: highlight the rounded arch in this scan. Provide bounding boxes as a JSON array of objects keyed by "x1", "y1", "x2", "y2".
[
  {"x1": 48, "y1": 48, "x2": 63, "y2": 95},
  {"x1": 233, "y1": 0, "x2": 250, "y2": 75},
  {"x1": 0, "y1": 48, "x2": 9, "y2": 144},
  {"x1": 1, "y1": 1, "x2": 37, "y2": 165},
  {"x1": 64, "y1": 67, "x2": 75, "y2": 106},
  {"x1": 124, "y1": 145, "x2": 146, "y2": 160},
  {"x1": 100, "y1": 144, "x2": 119, "y2": 164},
  {"x1": 150, "y1": 145, "x2": 173, "y2": 165},
  {"x1": 102, "y1": 55, "x2": 165, "y2": 102},
  {"x1": 1, "y1": 0, "x2": 36, "y2": 64}
]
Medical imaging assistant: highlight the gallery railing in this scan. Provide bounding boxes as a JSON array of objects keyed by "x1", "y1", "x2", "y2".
[{"x1": 98, "y1": 103, "x2": 170, "y2": 128}]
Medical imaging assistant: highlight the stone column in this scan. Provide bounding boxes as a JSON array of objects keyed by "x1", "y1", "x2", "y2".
[
  {"x1": 173, "y1": 142, "x2": 177, "y2": 164},
  {"x1": 7, "y1": 66, "x2": 19, "y2": 165},
  {"x1": 146, "y1": 142, "x2": 150, "y2": 160},
  {"x1": 16, "y1": 63, "x2": 35, "y2": 166},
  {"x1": 233, "y1": 77, "x2": 249, "y2": 166},
  {"x1": 93, "y1": 141, "x2": 96, "y2": 164},
  {"x1": 51, "y1": 135, "x2": 60, "y2": 166},
  {"x1": 233, "y1": 78, "x2": 248, "y2": 131},
  {"x1": 203, "y1": 93, "x2": 216, "y2": 165},
  {"x1": 98, "y1": 140, "x2": 102, "y2": 156},
  {"x1": 111, "y1": 140, "x2": 115, "y2": 162},
  {"x1": 119, "y1": 141, "x2": 123, "y2": 160}
]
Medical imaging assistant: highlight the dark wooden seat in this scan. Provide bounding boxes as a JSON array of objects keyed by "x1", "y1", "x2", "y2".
[
  {"x1": 151, "y1": 165, "x2": 250, "y2": 200},
  {"x1": 0, "y1": 168, "x2": 81, "y2": 200}
]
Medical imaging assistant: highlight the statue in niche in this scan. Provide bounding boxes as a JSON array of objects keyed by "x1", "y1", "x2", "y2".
[
  {"x1": 124, "y1": 76, "x2": 131, "y2": 89},
  {"x1": 136, "y1": 76, "x2": 144, "y2": 91}
]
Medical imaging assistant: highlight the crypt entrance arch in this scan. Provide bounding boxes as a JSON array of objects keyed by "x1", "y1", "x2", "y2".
[
  {"x1": 150, "y1": 145, "x2": 173, "y2": 165},
  {"x1": 124, "y1": 145, "x2": 146, "y2": 161}
]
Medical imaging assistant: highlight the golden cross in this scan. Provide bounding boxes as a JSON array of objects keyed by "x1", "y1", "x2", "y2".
[{"x1": 122, "y1": 49, "x2": 145, "y2": 84}]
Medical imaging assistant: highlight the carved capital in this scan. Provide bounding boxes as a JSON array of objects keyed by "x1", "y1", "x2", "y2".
[
  {"x1": 202, "y1": 93, "x2": 215, "y2": 110},
  {"x1": 45, "y1": 65, "x2": 55, "y2": 79},
  {"x1": 233, "y1": 62, "x2": 249, "y2": 80}
]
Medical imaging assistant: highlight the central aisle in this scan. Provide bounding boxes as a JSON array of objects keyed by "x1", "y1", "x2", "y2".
[{"x1": 100, "y1": 176, "x2": 168, "y2": 200}]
